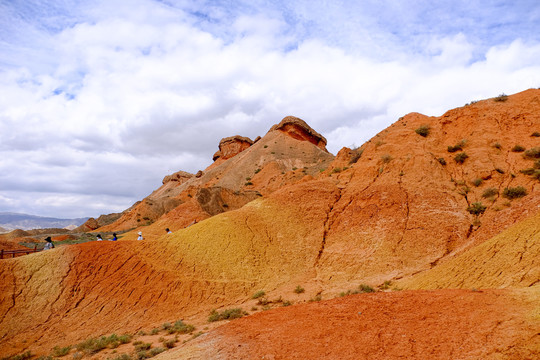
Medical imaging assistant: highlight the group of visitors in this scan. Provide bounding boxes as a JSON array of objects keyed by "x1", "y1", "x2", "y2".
[
  {"x1": 96, "y1": 233, "x2": 118, "y2": 241},
  {"x1": 43, "y1": 227, "x2": 175, "y2": 250}
]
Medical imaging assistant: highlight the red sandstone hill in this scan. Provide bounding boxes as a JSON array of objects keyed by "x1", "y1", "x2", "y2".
[{"x1": 1, "y1": 90, "x2": 539, "y2": 359}]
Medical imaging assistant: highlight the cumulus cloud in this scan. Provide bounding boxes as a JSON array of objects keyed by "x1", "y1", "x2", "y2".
[{"x1": 0, "y1": 0, "x2": 539, "y2": 218}]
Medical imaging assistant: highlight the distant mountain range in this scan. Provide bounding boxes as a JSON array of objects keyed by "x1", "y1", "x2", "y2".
[{"x1": 0, "y1": 212, "x2": 88, "y2": 232}]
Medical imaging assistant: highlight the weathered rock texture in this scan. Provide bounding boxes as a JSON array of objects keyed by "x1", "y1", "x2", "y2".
[{"x1": 212, "y1": 135, "x2": 254, "y2": 162}]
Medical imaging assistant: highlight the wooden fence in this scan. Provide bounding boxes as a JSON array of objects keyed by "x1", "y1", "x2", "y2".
[{"x1": 0, "y1": 246, "x2": 42, "y2": 259}]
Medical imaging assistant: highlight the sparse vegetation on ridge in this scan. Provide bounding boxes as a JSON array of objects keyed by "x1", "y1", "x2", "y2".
[
  {"x1": 415, "y1": 125, "x2": 430, "y2": 137},
  {"x1": 471, "y1": 178, "x2": 483, "y2": 187},
  {"x1": 381, "y1": 154, "x2": 392, "y2": 163},
  {"x1": 503, "y1": 186, "x2": 527, "y2": 199},
  {"x1": 447, "y1": 139, "x2": 467, "y2": 153},
  {"x1": 493, "y1": 93, "x2": 508, "y2": 102},
  {"x1": 454, "y1": 152, "x2": 469, "y2": 164},
  {"x1": 252, "y1": 290, "x2": 266, "y2": 299},
  {"x1": 511, "y1": 145, "x2": 525, "y2": 152},
  {"x1": 482, "y1": 187, "x2": 498, "y2": 198},
  {"x1": 524, "y1": 147, "x2": 540, "y2": 159},
  {"x1": 208, "y1": 308, "x2": 247, "y2": 322},
  {"x1": 51, "y1": 345, "x2": 71, "y2": 357},
  {"x1": 467, "y1": 202, "x2": 487, "y2": 216},
  {"x1": 294, "y1": 285, "x2": 305, "y2": 294}
]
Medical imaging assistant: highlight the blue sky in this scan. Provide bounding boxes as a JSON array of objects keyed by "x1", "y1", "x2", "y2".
[{"x1": 0, "y1": 0, "x2": 539, "y2": 218}]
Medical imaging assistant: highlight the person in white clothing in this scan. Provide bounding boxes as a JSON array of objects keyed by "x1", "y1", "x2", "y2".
[{"x1": 137, "y1": 231, "x2": 143, "y2": 240}]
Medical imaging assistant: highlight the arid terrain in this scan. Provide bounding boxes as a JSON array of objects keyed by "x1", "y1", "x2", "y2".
[{"x1": 1, "y1": 90, "x2": 539, "y2": 359}]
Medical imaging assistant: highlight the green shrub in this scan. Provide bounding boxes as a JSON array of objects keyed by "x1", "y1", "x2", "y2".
[
  {"x1": 254, "y1": 168, "x2": 261, "y2": 174},
  {"x1": 150, "y1": 328, "x2": 159, "y2": 335},
  {"x1": 493, "y1": 142, "x2": 502, "y2": 149},
  {"x1": 161, "y1": 322, "x2": 172, "y2": 331},
  {"x1": 531, "y1": 170, "x2": 540, "y2": 180},
  {"x1": 381, "y1": 154, "x2": 392, "y2": 163},
  {"x1": 534, "y1": 160, "x2": 540, "y2": 169},
  {"x1": 358, "y1": 284, "x2": 375, "y2": 293},
  {"x1": 282, "y1": 300, "x2": 292, "y2": 307},
  {"x1": 349, "y1": 148, "x2": 364, "y2": 164},
  {"x1": 244, "y1": 181, "x2": 253, "y2": 186},
  {"x1": 309, "y1": 295, "x2": 322, "y2": 302},
  {"x1": 457, "y1": 186, "x2": 470, "y2": 196},
  {"x1": 520, "y1": 168, "x2": 536, "y2": 175},
  {"x1": 51, "y1": 346, "x2": 71, "y2": 357},
  {"x1": 437, "y1": 157, "x2": 447, "y2": 166},
  {"x1": 149, "y1": 348, "x2": 165, "y2": 356},
  {"x1": 208, "y1": 308, "x2": 246, "y2": 322},
  {"x1": 135, "y1": 351, "x2": 150, "y2": 360},
  {"x1": 134, "y1": 343, "x2": 151, "y2": 352},
  {"x1": 467, "y1": 202, "x2": 487, "y2": 216},
  {"x1": 76, "y1": 336, "x2": 110, "y2": 354},
  {"x1": 524, "y1": 147, "x2": 540, "y2": 159},
  {"x1": 454, "y1": 152, "x2": 469, "y2": 164},
  {"x1": 511, "y1": 145, "x2": 526, "y2": 152},
  {"x1": 471, "y1": 178, "x2": 483, "y2": 187},
  {"x1": 331, "y1": 167, "x2": 342, "y2": 173},
  {"x1": 379, "y1": 280, "x2": 392, "y2": 290},
  {"x1": 4, "y1": 352, "x2": 32, "y2": 360},
  {"x1": 252, "y1": 290, "x2": 266, "y2": 299},
  {"x1": 415, "y1": 125, "x2": 430, "y2": 137},
  {"x1": 482, "y1": 187, "x2": 498, "y2": 198},
  {"x1": 503, "y1": 186, "x2": 528, "y2": 199},
  {"x1": 294, "y1": 285, "x2": 305, "y2": 294},
  {"x1": 447, "y1": 139, "x2": 468, "y2": 152},
  {"x1": 162, "y1": 339, "x2": 176, "y2": 349},
  {"x1": 495, "y1": 168, "x2": 505, "y2": 174},
  {"x1": 168, "y1": 320, "x2": 195, "y2": 334},
  {"x1": 531, "y1": 132, "x2": 540, "y2": 137},
  {"x1": 493, "y1": 93, "x2": 508, "y2": 102}
]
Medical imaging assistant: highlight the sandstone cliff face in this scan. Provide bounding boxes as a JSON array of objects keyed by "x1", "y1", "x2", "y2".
[{"x1": 1, "y1": 90, "x2": 539, "y2": 358}]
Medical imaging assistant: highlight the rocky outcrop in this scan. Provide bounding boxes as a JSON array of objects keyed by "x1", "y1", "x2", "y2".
[
  {"x1": 196, "y1": 186, "x2": 261, "y2": 216},
  {"x1": 213, "y1": 135, "x2": 254, "y2": 161},
  {"x1": 269, "y1": 116, "x2": 328, "y2": 151},
  {"x1": 74, "y1": 213, "x2": 122, "y2": 232},
  {"x1": 162, "y1": 170, "x2": 193, "y2": 185}
]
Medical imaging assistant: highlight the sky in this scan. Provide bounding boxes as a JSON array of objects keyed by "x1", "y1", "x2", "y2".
[{"x1": 0, "y1": 0, "x2": 539, "y2": 219}]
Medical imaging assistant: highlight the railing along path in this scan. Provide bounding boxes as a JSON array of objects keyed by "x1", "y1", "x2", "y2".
[{"x1": 0, "y1": 246, "x2": 42, "y2": 259}]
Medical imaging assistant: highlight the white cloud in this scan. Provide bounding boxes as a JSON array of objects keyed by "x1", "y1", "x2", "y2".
[{"x1": 0, "y1": 0, "x2": 539, "y2": 218}]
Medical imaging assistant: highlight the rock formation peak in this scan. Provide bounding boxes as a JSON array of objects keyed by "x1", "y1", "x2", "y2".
[
  {"x1": 269, "y1": 116, "x2": 328, "y2": 151},
  {"x1": 213, "y1": 135, "x2": 254, "y2": 161}
]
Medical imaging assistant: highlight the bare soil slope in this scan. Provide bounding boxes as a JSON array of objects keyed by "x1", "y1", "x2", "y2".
[{"x1": 164, "y1": 288, "x2": 539, "y2": 360}]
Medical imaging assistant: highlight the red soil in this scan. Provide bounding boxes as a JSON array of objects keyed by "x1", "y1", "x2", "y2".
[{"x1": 170, "y1": 289, "x2": 539, "y2": 360}]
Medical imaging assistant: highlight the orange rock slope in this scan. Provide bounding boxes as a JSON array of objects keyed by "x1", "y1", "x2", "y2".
[{"x1": 1, "y1": 90, "x2": 539, "y2": 358}]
